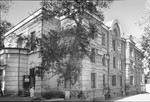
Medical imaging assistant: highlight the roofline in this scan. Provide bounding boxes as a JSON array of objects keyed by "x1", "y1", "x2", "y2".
[
  {"x1": 2, "y1": 47, "x2": 29, "y2": 50},
  {"x1": 3, "y1": 8, "x2": 43, "y2": 38},
  {"x1": 134, "y1": 46, "x2": 143, "y2": 55},
  {"x1": 121, "y1": 37, "x2": 126, "y2": 42},
  {"x1": 85, "y1": 11, "x2": 109, "y2": 30}
]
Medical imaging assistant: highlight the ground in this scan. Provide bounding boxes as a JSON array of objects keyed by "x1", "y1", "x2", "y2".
[
  {"x1": 0, "y1": 96, "x2": 32, "y2": 101},
  {"x1": 0, "y1": 93, "x2": 150, "y2": 101},
  {"x1": 109, "y1": 93, "x2": 150, "y2": 102}
]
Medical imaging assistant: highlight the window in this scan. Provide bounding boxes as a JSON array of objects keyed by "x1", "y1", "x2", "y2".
[
  {"x1": 103, "y1": 74, "x2": 105, "y2": 87},
  {"x1": 112, "y1": 39, "x2": 116, "y2": 51},
  {"x1": 17, "y1": 34, "x2": 23, "y2": 48},
  {"x1": 102, "y1": 55, "x2": 106, "y2": 66},
  {"x1": 130, "y1": 76, "x2": 134, "y2": 85},
  {"x1": 102, "y1": 34, "x2": 105, "y2": 46},
  {"x1": 121, "y1": 61, "x2": 123, "y2": 70},
  {"x1": 30, "y1": 31, "x2": 36, "y2": 51},
  {"x1": 130, "y1": 61, "x2": 133, "y2": 68},
  {"x1": 90, "y1": 48, "x2": 95, "y2": 63},
  {"x1": 130, "y1": 61, "x2": 134, "y2": 72},
  {"x1": 120, "y1": 76, "x2": 122, "y2": 86},
  {"x1": 130, "y1": 48, "x2": 134, "y2": 57},
  {"x1": 0, "y1": 70, "x2": 3, "y2": 76},
  {"x1": 92, "y1": 34, "x2": 95, "y2": 39},
  {"x1": 112, "y1": 75, "x2": 116, "y2": 86},
  {"x1": 114, "y1": 29, "x2": 118, "y2": 37},
  {"x1": 91, "y1": 73, "x2": 96, "y2": 88},
  {"x1": 121, "y1": 41, "x2": 124, "y2": 54},
  {"x1": 113, "y1": 57, "x2": 116, "y2": 68},
  {"x1": 135, "y1": 53, "x2": 137, "y2": 61}
]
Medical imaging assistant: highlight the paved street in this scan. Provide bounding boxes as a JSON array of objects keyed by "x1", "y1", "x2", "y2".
[
  {"x1": 0, "y1": 93, "x2": 150, "y2": 101},
  {"x1": 0, "y1": 96, "x2": 32, "y2": 101},
  {"x1": 110, "y1": 93, "x2": 150, "y2": 102}
]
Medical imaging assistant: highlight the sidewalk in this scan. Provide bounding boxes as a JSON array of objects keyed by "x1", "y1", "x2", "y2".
[
  {"x1": 106, "y1": 93, "x2": 147, "y2": 102},
  {"x1": 0, "y1": 94, "x2": 143, "y2": 101},
  {"x1": 106, "y1": 96, "x2": 126, "y2": 101},
  {"x1": 0, "y1": 96, "x2": 32, "y2": 101}
]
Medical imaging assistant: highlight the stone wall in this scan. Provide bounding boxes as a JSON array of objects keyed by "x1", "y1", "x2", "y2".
[{"x1": 0, "y1": 48, "x2": 28, "y2": 94}]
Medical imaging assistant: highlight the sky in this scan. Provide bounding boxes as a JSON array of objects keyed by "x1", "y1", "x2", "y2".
[
  {"x1": 2, "y1": 0, "x2": 147, "y2": 46},
  {"x1": 104, "y1": 0, "x2": 146, "y2": 46}
]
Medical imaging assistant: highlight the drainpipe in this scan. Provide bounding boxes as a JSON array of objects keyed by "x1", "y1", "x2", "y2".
[
  {"x1": 0, "y1": 5, "x2": 2, "y2": 50},
  {"x1": 107, "y1": 29, "x2": 110, "y2": 99},
  {"x1": 40, "y1": 6, "x2": 45, "y2": 97},
  {"x1": 18, "y1": 48, "x2": 21, "y2": 95}
]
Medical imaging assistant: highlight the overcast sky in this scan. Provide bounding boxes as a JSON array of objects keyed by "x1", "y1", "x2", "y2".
[
  {"x1": 104, "y1": 0, "x2": 146, "y2": 45},
  {"x1": 2, "y1": 0, "x2": 147, "y2": 46}
]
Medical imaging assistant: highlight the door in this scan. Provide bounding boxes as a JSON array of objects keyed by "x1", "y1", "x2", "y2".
[{"x1": 30, "y1": 68, "x2": 35, "y2": 88}]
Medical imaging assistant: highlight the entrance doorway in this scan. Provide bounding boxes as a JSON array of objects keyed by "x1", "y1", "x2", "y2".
[{"x1": 30, "y1": 68, "x2": 35, "y2": 88}]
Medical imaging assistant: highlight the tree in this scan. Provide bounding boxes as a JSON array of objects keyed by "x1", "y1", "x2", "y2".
[
  {"x1": 39, "y1": 0, "x2": 113, "y2": 88},
  {"x1": 0, "y1": 0, "x2": 13, "y2": 49},
  {"x1": 138, "y1": 0, "x2": 150, "y2": 72},
  {"x1": 33, "y1": 0, "x2": 113, "y2": 89},
  {"x1": 0, "y1": 20, "x2": 12, "y2": 49},
  {"x1": 0, "y1": 0, "x2": 12, "y2": 13},
  {"x1": 41, "y1": 0, "x2": 113, "y2": 22}
]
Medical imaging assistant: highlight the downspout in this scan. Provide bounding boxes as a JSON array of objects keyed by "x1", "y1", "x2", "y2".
[
  {"x1": 0, "y1": 5, "x2": 2, "y2": 50},
  {"x1": 124, "y1": 39, "x2": 127, "y2": 96},
  {"x1": 18, "y1": 48, "x2": 21, "y2": 95},
  {"x1": 107, "y1": 28, "x2": 110, "y2": 99},
  {"x1": 40, "y1": 7, "x2": 44, "y2": 97}
]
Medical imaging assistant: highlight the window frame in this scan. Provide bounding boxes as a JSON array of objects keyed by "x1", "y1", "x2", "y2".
[
  {"x1": 130, "y1": 76, "x2": 134, "y2": 85},
  {"x1": 112, "y1": 75, "x2": 116, "y2": 86},
  {"x1": 121, "y1": 60, "x2": 123, "y2": 70},
  {"x1": 101, "y1": 33, "x2": 106, "y2": 46},
  {"x1": 102, "y1": 55, "x2": 106, "y2": 67},
  {"x1": 113, "y1": 57, "x2": 116, "y2": 68},
  {"x1": 90, "y1": 48, "x2": 95, "y2": 63},
  {"x1": 91, "y1": 73, "x2": 96, "y2": 88},
  {"x1": 120, "y1": 76, "x2": 122, "y2": 86},
  {"x1": 103, "y1": 74, "x2": 105, "y2": 87},
  {"x1": 112, "y1": 39, "x2": 116, "y2": 51},
  {"x1": 30, "y1": 31, "x2": 36, "y2": 51}
]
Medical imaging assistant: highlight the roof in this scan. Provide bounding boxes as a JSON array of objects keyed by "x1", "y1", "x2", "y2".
[
  {"x1": 105, "y1": 19, "x2": 116, "y2": 28},
  {"x1": 3, "y1": 8, "x2": 43, "y2": 38},
  {"x1": 105, "y1": 19, "x2": 126, "y2": 38}
]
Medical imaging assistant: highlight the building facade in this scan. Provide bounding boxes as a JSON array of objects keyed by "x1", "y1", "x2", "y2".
[
  {"x1": 125, "y1": 35, "x2": 145, "y2": 95},
  {"x1": 106, "y1": 20, "x2": 126, "y2": 98},
  {"x1": 0, "y1": 8, "x2": 145, "y2": 100}
]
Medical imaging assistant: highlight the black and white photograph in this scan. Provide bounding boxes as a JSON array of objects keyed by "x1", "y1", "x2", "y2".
[{"x1": 0, "y1": 0, "x2": 149, "y2": 101}]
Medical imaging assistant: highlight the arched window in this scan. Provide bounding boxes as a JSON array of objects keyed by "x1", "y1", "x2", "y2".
[{"x1": 114, "y1": 29, "x2": 118, "y2": 37}]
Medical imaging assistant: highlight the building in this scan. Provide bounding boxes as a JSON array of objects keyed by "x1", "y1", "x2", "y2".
[
  {"x1": 106, "y1": 20, "x2": 126, "y2": 98},
  {"x1": 0, "y1": 7, "x2": 144, "y2": 100},
  {"x1": 125, "y1": 35, "x2": 144, "y2": 95},
  {"x1": 2, "y1": 7, "x2": 111, "y2": 100},
  {"x1": 1, "y1": 8, "x2": 44, "y2": 95}
]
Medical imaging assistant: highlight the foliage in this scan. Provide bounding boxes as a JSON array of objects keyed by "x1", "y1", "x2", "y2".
[
  {"x1": 138, "y1": 0, "x2": 150, "y2": 69},
  {"x1": 0, "y1": 20, "x2": 12, "y2": 49},
  {"x1": 14, "y1": 0, "x2": 113, "y2": 88},
  {"x1": 39, "y1": 0, "x2": 113, "y2": 88},
  {"x1": 41, "y1": 90, "x2": 65, "y2": 99},
  {"x1": 0, "y1": 0, "x2": 13, "y2": 13},
  {"x1": 4, "y1": 89, "x2": 17, "y2": 96},
  {"x1": 40, "y1": 24, "x2": 97, "y2": 86},
  {"x1": 16, "y1": 34, "x2": 40, "y2": 51},
  {"x1": 0, "y1": 0, "x2": 13, "y2": 49},
  {"x1": 41, "y1": 0, "x2": 113, "y2": 21}
]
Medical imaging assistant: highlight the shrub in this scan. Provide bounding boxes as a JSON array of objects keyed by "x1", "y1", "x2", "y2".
[
  {"x1": 4, "y1": 89, "x2": 17, "y2": 96},
  {"x1": 42, "y1": 90, "x2": 65, "y2": 99}
]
